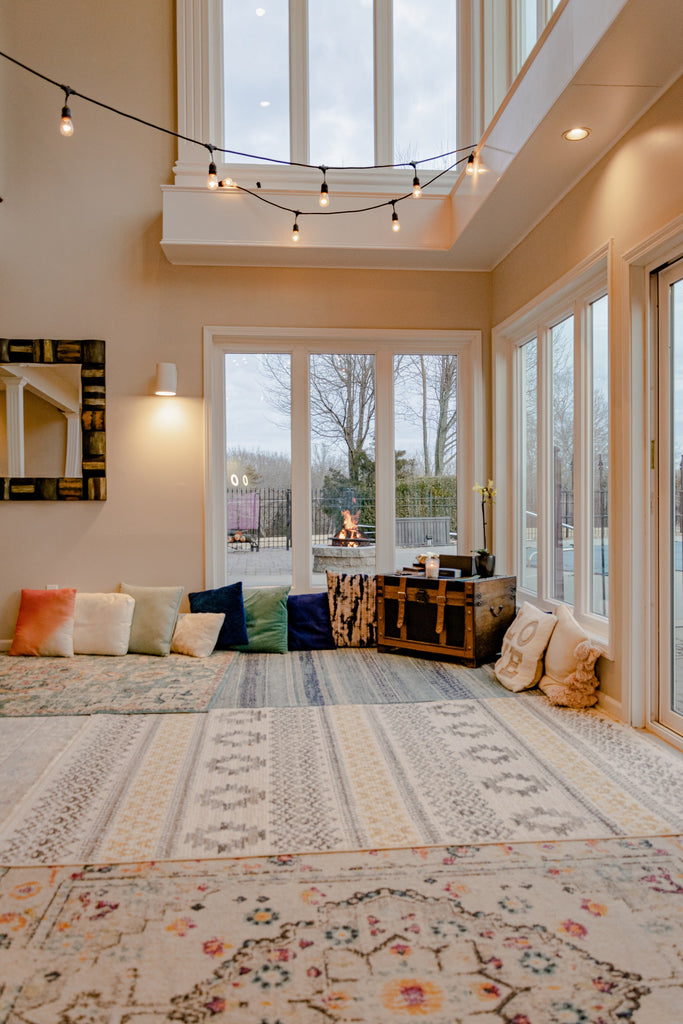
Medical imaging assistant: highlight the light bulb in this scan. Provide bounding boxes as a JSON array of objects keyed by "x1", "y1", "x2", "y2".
[
  {"x1": 59, "y1": 106, "x2": 74, "y2": 137},
  {"x1": 466, "y1": 152, "x2": 477, "y2": 176},
  {"x1": 292, "y1": 219, "x2": 300, "y2": 242},
  {"x1": 219, "y1": 177, "x2": 235, "y2": 188},
  {"x1": 391, "y1": 208, "x2": 400, "y2": 232},
  {"x1": 207, "y1": 161, "x2": 218, "y2": 189},
  {"x1": 412, "y1": 175, "x2": 422, "y2": 198},
  {"x1": 562, "y1": 126, "x2": 590, "y2": 141},
  {"x1": 319, "y1": 181, "x2": 329, "y2": 207}
]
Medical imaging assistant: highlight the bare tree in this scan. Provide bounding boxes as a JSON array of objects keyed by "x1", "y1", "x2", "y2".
[{"x1": 397, "y1": 355, "x2": 458, "y2": 477}]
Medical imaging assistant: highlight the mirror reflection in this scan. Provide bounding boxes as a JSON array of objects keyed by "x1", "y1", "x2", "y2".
[{"x1": 0, "y1": 364, "x2": 82, "y2": 478}]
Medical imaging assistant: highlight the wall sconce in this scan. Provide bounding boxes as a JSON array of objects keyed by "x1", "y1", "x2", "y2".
[{"x1": 155, "y1": 362, "x2": 177, "y2": 396}]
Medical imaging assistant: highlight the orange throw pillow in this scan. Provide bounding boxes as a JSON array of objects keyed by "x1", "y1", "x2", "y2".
[{"x1": 9, "y1": 588, "x2": 77, "y2": 657}]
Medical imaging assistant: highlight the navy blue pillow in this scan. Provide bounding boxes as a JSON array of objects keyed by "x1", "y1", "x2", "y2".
[
  {"x1": 287, "y1": 592, "x2": 335, "y2": 651},
  {"x1": 188, "y1": 582, "x2": 248, "y2": 648}
]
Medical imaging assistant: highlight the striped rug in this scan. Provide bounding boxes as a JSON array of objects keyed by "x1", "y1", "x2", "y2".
[
  {"x1": 1, "y1": 695, "x2": 682, "y2": 866},
  {"x1": 213, "y1": 648, "x2": 506, "y2": 706}
]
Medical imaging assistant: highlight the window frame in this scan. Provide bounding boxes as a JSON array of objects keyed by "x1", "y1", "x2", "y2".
[
  {"x1": 492, "y1": 249, "x2": 610, "y2": 643},
  {"x1": 203, "y1": 326, "x2": 483, "y2": 592}
]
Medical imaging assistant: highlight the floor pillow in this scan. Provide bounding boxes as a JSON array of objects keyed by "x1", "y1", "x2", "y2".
[
  {"x1": 188, "y1": 582, "x2": 248, "y2": 648},
  {"x1": 9, "y1": 588, "x2": 77, "y2": 658},
  {"x1": 235, "y1": 586, "x2": 291, "y2": 654},
  {"x1": 494, "y1": 601, "x2": 557, "y2": 691},
  {"x1": 287, "y1": 592, "x2": 335, "y2": 650},
  {"x1": 119, "y1": 582, "x2": 184, "y2": 657},
  {"x1": 326, "y1": 572, "x2": 377, "y2": 648},
  {"x1": 539, "y1": 604, "x2": 603, "y2": 708},
  {"x1": 171, "y1": 612, "x2": 225, "y2": 657},
  {"x1": 73, "y1": 592, "x2": 135, "y2": 656}
]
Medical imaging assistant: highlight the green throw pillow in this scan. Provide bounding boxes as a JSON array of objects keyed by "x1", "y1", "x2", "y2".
[
  {"x1": 236, "y1": 586, "x2": 290, "y2": 654},
  {"x1": 119, "y1": 582, "x2": 184, "y2": 657}
]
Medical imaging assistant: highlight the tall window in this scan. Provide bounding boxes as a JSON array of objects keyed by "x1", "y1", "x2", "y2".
[
  {"x1": 221, "y1": 0, "x2": 458, "y2": 166},
  {"x1": 496, "y1": 262, "x2": 609, "y2": 637}
]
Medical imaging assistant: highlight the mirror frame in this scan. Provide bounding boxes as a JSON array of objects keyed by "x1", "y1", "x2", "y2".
[{"x1": 0, "y1": 338, "x2": 106, "y2": 500}]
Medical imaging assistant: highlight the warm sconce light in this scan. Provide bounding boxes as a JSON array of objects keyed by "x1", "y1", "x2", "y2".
[
  {"x1": 562, "y1": 126, "x2": 590, "y2": 141},
  {"x1": 155, "y1": 362, "x2": 177, "y2": 396}
]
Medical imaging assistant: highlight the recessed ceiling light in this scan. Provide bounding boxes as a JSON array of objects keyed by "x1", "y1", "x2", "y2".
[
  {"x1": 260, "y1": 100, "x2": 271, "y2": 107},
  {"x1": 562, "y1": 126, "x2": 591, "y2": 142},
  {"x1": 255, "y1": 7, "x2": 266, "y2": 15}
]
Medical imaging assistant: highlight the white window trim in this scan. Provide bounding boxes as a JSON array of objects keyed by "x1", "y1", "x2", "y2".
[
  {"x1": 175, "y1": 0, "x2": 487, "y2": 196},
  {"x1": 492, "y1": 246, "x2": 610, "y2": 644},
  {"x1": 203, "y1": 326, "x2": 483, "y2": 591}
]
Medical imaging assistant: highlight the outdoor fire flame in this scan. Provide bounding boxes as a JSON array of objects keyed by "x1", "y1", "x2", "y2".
[{"x1": 336, "y1": 509, "x2": 363, "y2": 547}]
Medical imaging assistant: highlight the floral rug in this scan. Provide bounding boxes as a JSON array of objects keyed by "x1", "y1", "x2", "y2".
[
  {"x1": 0, "y1": 651, "x2": 236, "y2": 716},
  {"x1": 1, "y1": 836, "x2": 682, "y2": 1022},
  {"x1": 1, "y1": 696, "x2": 682, "y2": 866}
]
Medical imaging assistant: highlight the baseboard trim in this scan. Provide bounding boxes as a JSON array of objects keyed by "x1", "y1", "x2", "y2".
[
  {"x1": 0, "y1": 639, "x2": 11, "y2": 652},
  {"x1": 596, "y1": 690, "x2": 622, "y2": 721}
]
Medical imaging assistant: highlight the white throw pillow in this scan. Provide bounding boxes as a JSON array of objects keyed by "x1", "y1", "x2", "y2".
[
  {"x1": 539, "y1": 604, "x2": 603, "y2": 708},
  {"x1": 171, "y1": 612, "x2": 225, "y2": 658},
  {"x1": 73, "y1": 592, "x2": 135, "y2": 656},
  {"x1": 494, "y1": 602, "x2": 558, "y2": 692}
]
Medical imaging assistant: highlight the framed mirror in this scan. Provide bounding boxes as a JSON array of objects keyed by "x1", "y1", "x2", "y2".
[{"x1": 0, "y1": 339, "x2": 106, "y2": 500}]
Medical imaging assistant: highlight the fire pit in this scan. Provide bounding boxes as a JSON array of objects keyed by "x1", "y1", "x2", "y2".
[{"x1": 313, "y1": 508, "x2": 376, "y2": 573}]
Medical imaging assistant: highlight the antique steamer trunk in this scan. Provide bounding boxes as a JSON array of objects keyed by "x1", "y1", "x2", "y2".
[{"x1": 377, "y1": 574, "x2": 516, "y2": 666}]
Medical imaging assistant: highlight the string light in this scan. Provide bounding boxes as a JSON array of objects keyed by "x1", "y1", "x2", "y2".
[
  {"x1": 411, "y1": 162, "x2": 422, "y2": 198},
  {"x1": 59, "y1": 86, "x2": 74, "y2": 136},
  {"x1": 0, "y1": 48, "x2": 480, "y2": 237},
  {"x1": 318, "y1": 166, "x2": 329, "y2": 207},
  {"x1": 391, "y1": 201, "x2": 400, "y2": 232}
]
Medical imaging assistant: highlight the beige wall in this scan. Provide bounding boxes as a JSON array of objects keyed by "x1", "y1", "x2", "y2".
[{"x1": 0, "y1": 1, "x2": 491, "y2": 638}]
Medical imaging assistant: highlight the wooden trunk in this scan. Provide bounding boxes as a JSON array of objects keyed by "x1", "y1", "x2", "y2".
[{"x1": 377, "y1": 574, "x2": 516, "y2": 667}]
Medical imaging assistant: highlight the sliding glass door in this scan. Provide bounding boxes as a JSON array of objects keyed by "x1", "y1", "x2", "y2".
[{"x1": 657, "y1": 258, "x2": 683, "y2": 737}]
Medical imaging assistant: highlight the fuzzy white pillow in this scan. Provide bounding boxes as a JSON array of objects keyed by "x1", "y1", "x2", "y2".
[
  {"x1": 539, "y1": 604, "x2": 603, "y2": 708},
  {"x1": 494, "y1": 602, "x2": 558, "y2": 692},
  {"x1": 73, "y1": 592, "x2": 135, "y2": 656},
  {"x1": 171, "y1": 612, "x2": 225, "y2": 658}
]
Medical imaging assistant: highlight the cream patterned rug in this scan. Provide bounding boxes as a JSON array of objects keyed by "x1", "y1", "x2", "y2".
[
  {"x1": 1, "y1": 696, "x2": 682, "y2": 866},
  {"x1": 1, "y1": 836, "x2": 682, "y2": 1022},
  {"x1": 0, "y1": 651, "x2": 236, "y2": 716}
]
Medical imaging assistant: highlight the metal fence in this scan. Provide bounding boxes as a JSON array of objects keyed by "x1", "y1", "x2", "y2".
[{"x1": 227, "y1": 487, "x2": 458, "y2": 549}]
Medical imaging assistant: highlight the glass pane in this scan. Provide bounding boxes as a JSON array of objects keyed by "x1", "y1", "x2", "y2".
[
  {"x1": 520, "y1": 0, "x2": 537, "y2": 63},
  {"x1": 310, "y1": 354, "x2": 376, "y2": 585},
  {"x1": 591, "y1": 295, "x2": 609, "y2": 617},
  {"x1": 520, "y1": 339, "x2": 538, "y2": 593},
  {"x1": 394, "y1": 0, "x2": 457, "y2": 169},
  {"x1": 393, "y1": 355, "x2": 458, "y2": 568},
  {"x1": 225, "y1": 353, "x2": 292, "y2": 587},
  {"x1": 309, "y1": 0, "x2": 373, "y2": 166},
  {"x1": 671, "y1": 279, "x2": 683, "y2": 714},
  {"x1": 551, "y1": 316, "x2": 574, "y2": 603},
  {"x1": 222, "y1": 1, "x2": 290, "y2": 163}
]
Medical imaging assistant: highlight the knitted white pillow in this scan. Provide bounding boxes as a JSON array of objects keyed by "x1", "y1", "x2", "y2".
[
  {"x1": 539, "y1": 604, "x2": 602, "y2": 708},
  {"x1": 171, "y1": 612, "x2": 225, "y2": 658},
  {"x1": 494, "y1": 602, "x2": 558, "y2": 692},
  {"x1": 73, "y1": 592, "x2": 135, "y2": 656}
]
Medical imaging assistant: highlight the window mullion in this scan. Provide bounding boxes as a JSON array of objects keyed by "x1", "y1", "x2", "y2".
[
  {"x1": 289, "y1": 0, "x2": 309, "y2": 163},
  {"x1": 375, "y1": 348, "x2": 395, "y2": 572},
  {"x1": 538, "y1": 326, "x2": 552, "y2": 603},
  {"x1": 290, "y1": 348, "x2": 312, "y2": 590},
  {"x1": 374, "y1": 0, "x2": 393, "y2": 164}
]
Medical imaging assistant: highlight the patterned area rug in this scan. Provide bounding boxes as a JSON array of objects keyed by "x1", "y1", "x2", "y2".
[
  {"x1": 212, "y1": 648, "x2": 506, "y2": 707},
  {"x1": 1, "y1": 836, "x2": 682, "y2": 1022},
  {"x1": 2, "y1": 696, "x2": 682, "y2": 866},
  {"x1": 0, "y1": 651, "x2": 236, "y2": 716}
]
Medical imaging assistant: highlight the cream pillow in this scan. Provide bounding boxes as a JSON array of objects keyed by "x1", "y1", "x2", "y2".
[
  {"x1": 171, "y1": 613, "x2": 225, "y2": 658},
  {"x1": 73, "y1": 592, "x2": 135, "y2": 656},
  {"x1": 494, "y1": 602, "x2": 558, "y2": 692},
  {"x1": 119, "y1": 583, "x2": 184, "y2": 657},
  {"x1": 539, "y1": 604, "x2": 603, "y2": 708}
]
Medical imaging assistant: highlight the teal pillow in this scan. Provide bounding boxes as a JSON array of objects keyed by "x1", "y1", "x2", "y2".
[{"x1": 236, "y1": 586, "x2": 291, "y2": 654}]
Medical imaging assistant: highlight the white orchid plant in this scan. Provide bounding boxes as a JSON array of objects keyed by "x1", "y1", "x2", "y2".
[{"x1": 473, "y1": 479, "x2": 496, "y2": 554}]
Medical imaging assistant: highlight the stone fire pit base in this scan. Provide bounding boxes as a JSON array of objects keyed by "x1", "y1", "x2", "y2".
[{"x1": 312, "y1": 544, "x2": 376, "y2": 573}]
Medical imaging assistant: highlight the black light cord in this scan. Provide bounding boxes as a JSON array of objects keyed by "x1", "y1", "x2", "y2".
[{"x1": 0, "y1": 48, "x2": 480, "y2": 224}]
